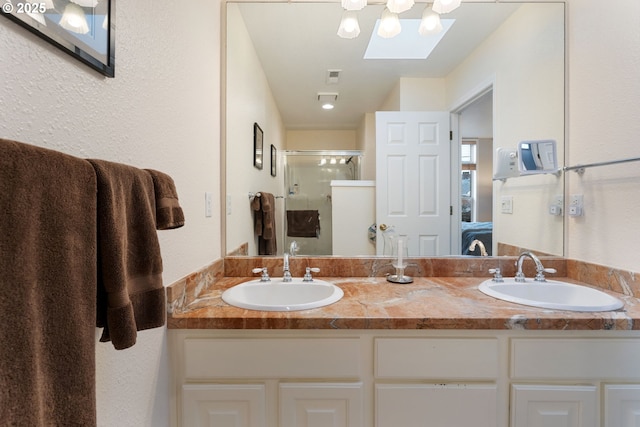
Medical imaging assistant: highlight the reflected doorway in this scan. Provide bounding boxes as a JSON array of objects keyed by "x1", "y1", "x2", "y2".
[{"x1": 457, "y1": 90, "x2": 494, "y2": 256}]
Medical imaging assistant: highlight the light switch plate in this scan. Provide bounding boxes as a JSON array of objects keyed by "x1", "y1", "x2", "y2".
[{"x1": 501, "y1": 196, "x2": 513, "y2": 214}]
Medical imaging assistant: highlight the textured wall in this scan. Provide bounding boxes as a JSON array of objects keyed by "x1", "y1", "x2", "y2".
[{"x1": 0, "y1": 0, "x2": 221, "y2": 425}]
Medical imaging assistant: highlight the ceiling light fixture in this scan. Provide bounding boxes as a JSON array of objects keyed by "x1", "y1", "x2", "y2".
[
  {"x1": 432, "y1": 0, "x2": 461, "y2": 14},
  {"x1": 386, "y1": 0, "x2": 414, "y2": 14},
  {"x1": 341, "y1": 0, "x2": 367, "y2": 11},
  {"x1": 418, "y1": 5, "x2": 443, "y2": 36},
  {"x1": 318, "y1": 93, "x2": 338, "y2": 110},
  {"x1": 377, "y1": 8, "x2": 401, "y2": 38},
  {"x1": 59, "y1": 3, "x2": 89, "y2": 34},
  {"x1": 337, "y1": 11, "x2": 361, "y2": 39}
]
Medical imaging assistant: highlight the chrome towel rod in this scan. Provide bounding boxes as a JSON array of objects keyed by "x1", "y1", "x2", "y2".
[
  {"x1": 248, "y1": 192, "x2": 284, "y2": 199},
  {"x1": 563, "y1": 156, "x2": 640, "y2": 174}
]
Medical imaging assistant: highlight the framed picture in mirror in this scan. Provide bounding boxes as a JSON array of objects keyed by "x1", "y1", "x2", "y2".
[
  {"x1": 253, "y1": 122, "x2": 263, "y2": 170},
  {"x1": 270, "y1": 144, "x2": 276, "y2": 177},
  {"x1": 1, "y1": 0, "x2": 115, "y2": 77}
]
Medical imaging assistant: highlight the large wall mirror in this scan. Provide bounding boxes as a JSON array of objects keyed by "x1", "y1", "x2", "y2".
[{"x1": 224, "y1": 1, "x2": 565, "y2": 258}]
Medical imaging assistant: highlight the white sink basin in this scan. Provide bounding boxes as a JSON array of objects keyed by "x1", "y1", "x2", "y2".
[
  {"x1": 478, "y1": 278, "x2": 624, "y2": 312},
  {"x1": 221, "y1": 278, "x2": 344, "y2": 311}
]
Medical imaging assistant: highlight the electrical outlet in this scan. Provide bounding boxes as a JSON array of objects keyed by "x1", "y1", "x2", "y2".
[
  {"x1": 569, "y1": 194, "x2": 584, "y2": 217},
  {"x1": 549, "y1": 195, "x2": 563, "y2": 216},
  {"x1": 501, "y1": 196, "x2": 513, "y2": 214}
]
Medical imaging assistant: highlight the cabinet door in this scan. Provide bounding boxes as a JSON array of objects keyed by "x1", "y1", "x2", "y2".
[
  {"x1": 604, "y1": 384, "x2": 640, "y2": 427},
  {"x1": 511, "y1": 384, "x2": 597, "y2": 427},
  {"x1": 280, "y1": 383, "x2": 363, "y2": 427},
  {"x1": 376, "y1": 384, "x2": 497, "y2": 427},
  {"x1": 182, "y1": 384, "x2": 266, "y2": 427}
]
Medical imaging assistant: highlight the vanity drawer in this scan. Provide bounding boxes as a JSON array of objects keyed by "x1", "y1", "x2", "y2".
[
  {"x1": 183, "y1": 337, "x2": 361, "y2": 380},
  {"x1": 375, "y1": 338, "x2": 498, "y2": 379},
  {"x1": 511, "y1": 338, "x2": 640, "y2": 380}
]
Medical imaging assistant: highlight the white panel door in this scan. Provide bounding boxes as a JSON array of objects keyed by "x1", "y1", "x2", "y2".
[
  {"x1": 375, "y1": 111, "x2": 451, "y2": 256},
  {"x1": 280, "y1": 383, "x2": 363, "y2": 427},
  {"x1": 605, "y1": 384, "x2": 640, "y2": 427},
  {"x1": 375, "y1": 383, "x2": 497, "y2": 427},
  {"x1": 182, "y1": 384, "x2": 266, "y2": 427},
  {"x1": 511, "y1": 384, "x2": 597, "y2": 427}
]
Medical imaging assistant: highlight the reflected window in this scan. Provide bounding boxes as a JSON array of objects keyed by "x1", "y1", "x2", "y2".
[{"x1": 461, "y1": 141, "x2": 477, "y2": 222}]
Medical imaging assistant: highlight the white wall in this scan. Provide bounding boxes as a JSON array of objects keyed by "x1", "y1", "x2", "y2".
[
  {"x1": 226, "y1": 3, "x2": 286, "y2": 256},
  {"x1": 0, "y1": 0, "x2": 221, "y2": 425},
  {"x1": 286, "y1": 129, "x2": 356, "y2": 150},
  {"x1": 447, "y1": 3, "x2": 565, "y2": 256},
  {"x1": 566, "y1": 0, "x2": 640, "y2": 271}
]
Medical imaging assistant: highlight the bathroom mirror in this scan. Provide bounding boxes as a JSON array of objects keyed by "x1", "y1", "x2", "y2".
[
  {"x1": 224, "y1": 1, "x2": 565, "y2": 258},
  {"x1": 518, "y1": 140, "x2": 559, "y2": 175}
]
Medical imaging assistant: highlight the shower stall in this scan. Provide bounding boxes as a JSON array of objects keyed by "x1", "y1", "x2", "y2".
[{"x1": 283, "y1": 150, "x2": 362, "y2": 255}]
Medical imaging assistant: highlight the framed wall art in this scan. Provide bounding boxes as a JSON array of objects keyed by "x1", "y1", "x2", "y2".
[
  {"x1": 253, "y1": 122, "x2": 263, "y2": 170},
  {"x1": 270, "y1": 144, "x2": 276, "y2": 177},
  {"x1": 1, "y1": 0, "x2": 115, "y2": 77}
]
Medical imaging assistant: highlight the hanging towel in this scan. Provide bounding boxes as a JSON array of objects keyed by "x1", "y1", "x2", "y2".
[
  {"x1": 145, "y1": 168, "x2": 185, "y2": 230},
  {"x1": 287, "y1": 209, "x2": 320, "y2": 238},
  {"x1": 251, "y1": 192, "x2": 277, "y2": 255},
  {"x1": 88, "y1": 159, "x2": 166, "y2": 350},
  {"x1": 0, "y1": 138, "x2": 98, "y2": 426}
]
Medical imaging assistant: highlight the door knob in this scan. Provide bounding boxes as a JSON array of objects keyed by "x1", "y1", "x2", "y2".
[{"x1": 379, "y1": 224, "x2": 388, "y2": 231}]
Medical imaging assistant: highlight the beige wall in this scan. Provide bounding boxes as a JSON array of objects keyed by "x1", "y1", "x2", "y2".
[
  {"x1": 1, "y1": 0, "x2": 221, "y2": 425},
  {"x1": 565, "y1": 0, "x2": 640, "y2": 270},
  {"x1": 286, "y1": 129, "x2": 357, "y2": 150},
  {"x1": 447, "y1": 3, "x2": 565, "y2": 256},
  {"x1": 226, "y1": 3, "x2": 286, "y2": 256}
]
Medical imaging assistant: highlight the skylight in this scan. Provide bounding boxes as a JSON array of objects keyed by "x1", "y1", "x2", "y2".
[{"x1": 364, "y1": 19, "x2": 455, "y2": 60}]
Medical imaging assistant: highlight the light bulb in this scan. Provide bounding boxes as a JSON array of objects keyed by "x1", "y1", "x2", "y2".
[
  {"x1": 337, "y1": 11, "x2": 361, "y2": 39},
  {"x1": 419, "y1": 7, "x2": 442, "y2": 36},
  {"x1": 378, "y1": 8, "x2": 401, "y2": 38}
]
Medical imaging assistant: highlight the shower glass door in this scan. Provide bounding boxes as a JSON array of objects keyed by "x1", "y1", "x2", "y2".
[{"x1": 283, "y1": 151, "x2": 361, "y2": 255}]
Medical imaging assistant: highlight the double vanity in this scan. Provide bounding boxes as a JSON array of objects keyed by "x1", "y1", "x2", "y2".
[{"x1": 167, "y1": 255, "x2": 640, "y2": 427}]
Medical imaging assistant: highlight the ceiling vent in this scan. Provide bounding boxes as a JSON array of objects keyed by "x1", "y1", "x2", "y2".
[{"x1": 326, "y1": 69, "x2": 341, "y2": 85}]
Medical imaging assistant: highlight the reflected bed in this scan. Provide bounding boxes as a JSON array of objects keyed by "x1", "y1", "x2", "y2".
[{"x1": 461, "y1": 221, "x2": 493, "y2": 256}]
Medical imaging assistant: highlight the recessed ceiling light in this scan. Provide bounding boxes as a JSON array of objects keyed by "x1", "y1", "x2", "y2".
[{"x1": 318, "y1": 93, "x2": 338, "y2": 110}]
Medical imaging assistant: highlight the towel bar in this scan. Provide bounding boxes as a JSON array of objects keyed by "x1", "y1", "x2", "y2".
[
  {"x1": 564, "y1": 156, "x2": 640, "y2": 174},
  {"x1": 248, "y1": 192, "x2": 284, "y2": 200}
]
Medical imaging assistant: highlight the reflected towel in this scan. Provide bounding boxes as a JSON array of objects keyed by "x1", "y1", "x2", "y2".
[
  {"x1": 287, "y1": 210, "x2": 320, "y2": 238},
  {"x1": 251, "y1": 192, "x2": 277, "y2": 255},
  {"x1": 0, "y1": 138, "x2": 97, "y2": 426},
  {"x1": 88, "y1": 159, "x2": 166, "y2": 350}
]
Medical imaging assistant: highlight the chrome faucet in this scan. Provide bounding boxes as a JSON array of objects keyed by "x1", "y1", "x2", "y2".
[
  {"x1": 469, "y1": 239, "x2": 488, "y2": 256},
  {"x1": 515, "y1": 251, "x2": 555, "y2": 282},
  {"x1": 282, "y1": 252, "x2": 292, "y2": 282}
]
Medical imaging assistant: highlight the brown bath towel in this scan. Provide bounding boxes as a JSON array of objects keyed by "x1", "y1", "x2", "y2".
[
  {"x1": 0, "y1": 138, "x2": 98, "y2": 426},
  {"x1": 287, "y1": 210, "x2": 320, "y2": 238},
  {"x1": 88, "y1": 159, "x2": 166, "y2": 350},
  {"x1": 145, "y1": 168, "x2": 185, "y2": 230},
  {"x1": 251, "y1": 192, "x2": 277, "y2": 255}
]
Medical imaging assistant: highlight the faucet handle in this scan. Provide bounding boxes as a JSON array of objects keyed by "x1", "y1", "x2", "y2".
[
  {"x1": 488, "y1": 268, "x2": 504, "y2": 282},
  {"x1": 252, "y1": 267, "x2": 270, "y2": 282},
  {"x1": 534, "y1": 267, "x2": 557, "y2": 282},
  {"x1": 303, "y1": 267, "x2": 320, "y2": 282}
]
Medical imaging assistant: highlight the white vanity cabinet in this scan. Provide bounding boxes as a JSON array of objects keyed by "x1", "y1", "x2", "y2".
[
  {"x1": 374, "y1": 337, "x2": 499, "y2": 427},
  {"x1": 171, "y1": 333, "x2": 364, "y2": 427},
  {"x1": 510, "y1": 338, "x2": 640, "y2": 427},
  {"x1": 169, "y1": 330, "x2": 640, "y2": 427}
]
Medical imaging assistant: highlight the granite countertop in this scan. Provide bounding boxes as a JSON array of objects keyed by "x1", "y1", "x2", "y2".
[{"x1": 167, "y1": 276, "x2": 640, "y2": 331}]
